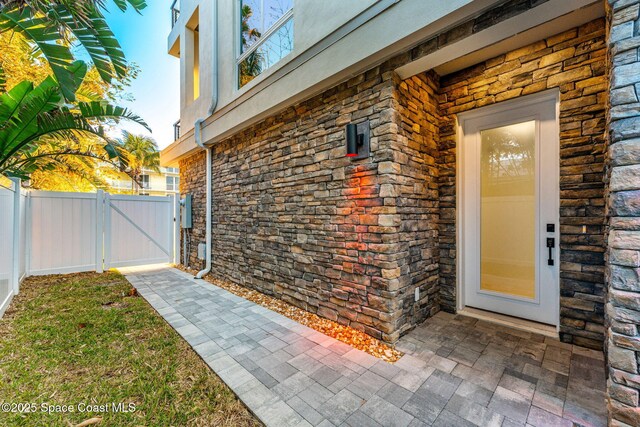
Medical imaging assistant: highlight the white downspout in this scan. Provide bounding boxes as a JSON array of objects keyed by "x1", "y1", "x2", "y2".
[
  {"x1": 194, "y1": 120, "x2": 211, "y2": 279},
  {"x1": 194, "y1": 0, "x2": 218, "y2": 280}
]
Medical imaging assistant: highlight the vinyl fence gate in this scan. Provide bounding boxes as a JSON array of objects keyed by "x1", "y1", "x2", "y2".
[
  {"x1": 2, "y1": 186, "x2": 180, "y2": 316},
  {"x1": 104, "y1": 193, "x2": 178, "y2": 269},
  {"x1": 27, "y1": 190, "x2": 180, "y2": 276}
]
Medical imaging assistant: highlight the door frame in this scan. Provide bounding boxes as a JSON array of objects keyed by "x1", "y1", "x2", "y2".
[{"x1": 455, "y1": 89, "x2": 561, "y2": 329}]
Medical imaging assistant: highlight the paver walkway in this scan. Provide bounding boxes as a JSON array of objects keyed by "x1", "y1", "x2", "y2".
[{"x1": 122, "y1": 265, "x2": 607, "y2": 427}]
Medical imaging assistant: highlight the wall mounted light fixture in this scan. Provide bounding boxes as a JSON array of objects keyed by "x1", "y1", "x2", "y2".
[{"x1": 345, "y1": 120, "x2": 370, "y2": 160}]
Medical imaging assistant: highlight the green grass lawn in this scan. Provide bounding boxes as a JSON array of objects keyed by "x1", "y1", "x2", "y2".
[{"x1": 0, "y1": 272, "x2": 260, "y2": 427}]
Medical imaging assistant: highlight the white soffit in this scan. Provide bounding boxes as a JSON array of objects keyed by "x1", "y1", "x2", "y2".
[{"x1": 395, "y1": 0, "x2": 605, "y2": 79}]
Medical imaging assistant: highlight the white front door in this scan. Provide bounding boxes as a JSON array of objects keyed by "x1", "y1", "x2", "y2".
[{"x1": 458, "y1": 90, "x2": 560, "y2": 326}]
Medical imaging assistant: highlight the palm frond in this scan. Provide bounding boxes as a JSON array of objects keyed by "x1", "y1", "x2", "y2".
[
  {"x1": 4, "y1": 146, "x2": 116, "y2": 185},
  {"x1": 0, "y1": 80, "x2": 33, "y2": 123},
  {"x1": 0, "y1": 7, "x2": 81, "y2": 100},
  {"x1": 0, "y1": 63, "x2": 6, "y2": 93},
  {"x1": 0, "y1": 109, "x2": 126, "y2": 175},
  {"x1": 51, "y1": 5, "x2": 127, "y2": 82},
  {"x1": 0, "y1": 79, "x2": 62, "y2": 159},
  {"x1": 0, "y1": 1, "x2": 146, "y2": 24},
  {"x1": 115, "y1": 131, "x2": 159, "y2": 183},
  {"x1": 112, "y1": 0, "x2": 147, "y2": 14},
  {"x1": 75, "y1": 86, "x2": 103, "y2": 102},
  {"x1": 0, "y1": 1, "x2": 146, "y2": 98},
  {"x1": 78, "y1": 101, "x2": 150, "y2": 132}
]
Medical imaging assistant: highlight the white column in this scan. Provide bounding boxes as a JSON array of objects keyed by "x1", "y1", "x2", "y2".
[
  {"x1": 24, "y1": 191, "x2": 31, "y2": 276},
  {"x1": 95, "y1": 190, "x2": 104, "y2": 273},
  {"x1": 103, "y1": 193, "x2": 112, "y2": 270},
  {"x1": 10, "y1": 178, "x2": 21, "y2": 294}
]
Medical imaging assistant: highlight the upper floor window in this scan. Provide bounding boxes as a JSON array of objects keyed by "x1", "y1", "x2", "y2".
[
  {"x1": 238, "y1": 0, "x2": 293, "y2": 88},
  {"x1": 185, "y1": 8, "x2": 200, "y2": 104},
  {"x1": 140, "y1": 175, "x2": 150, "y2": 189},
  {"x1": 166, "y1": 176, "x2": 180, "y2": 192},
  {"x1": 193, "y1": 27, "x2": 200, "y2": 100}
]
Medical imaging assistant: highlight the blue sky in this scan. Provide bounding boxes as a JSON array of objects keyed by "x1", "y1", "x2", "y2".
[{"x1": 104, "y1": 1, "x2": 179, "y2": 149}]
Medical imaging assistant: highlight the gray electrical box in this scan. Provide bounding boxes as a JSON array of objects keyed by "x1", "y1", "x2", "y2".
[
  {"x1": 181, "y1": 194, "x2": 192, "y2": 229},
  {"x1": 197, "y1": 243, "x2": 206, "y2": 260}
]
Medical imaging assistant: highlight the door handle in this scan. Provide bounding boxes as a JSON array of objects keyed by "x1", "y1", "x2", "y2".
[{"x1": 547, "y1": 238, "x2": 555, "y2": 266}]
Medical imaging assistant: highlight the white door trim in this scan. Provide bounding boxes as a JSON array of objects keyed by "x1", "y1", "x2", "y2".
[{"x1": 455, "y1": 89, "x2": 561, "y2": 328}]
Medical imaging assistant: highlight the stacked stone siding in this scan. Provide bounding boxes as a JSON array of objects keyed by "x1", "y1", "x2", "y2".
[
  {"x1": 179, "y1": 15, "x2": 611, "y2": 348},
  {"x1": 179, "y1": 151, "x2": 206, "y2": 271},
  {"x1": 605, "y1": 0, "x2": 640, "y2": 424},
  {"x1": 438, "y1": 19, "x2": 608, "y2": 349},
  {"x1": 180, "y1": 64, "x2": 440, "y2": 342},
  {"x1": 392, "y1": 70, "x2": 441, "y2": 335}
]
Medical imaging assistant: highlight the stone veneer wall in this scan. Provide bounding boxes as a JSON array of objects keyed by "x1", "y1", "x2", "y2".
[
  {"x1": 178, "y1": 14, "x2": 613, "y2": 347},
  {"x1": 605, "y1": 0, "x2": 640, "y2": 424},
  {"x1": 391, "y1": 69, "x2": 442, "y2": 335},
  {"x1": 179, "y1": 150, "x2": 207, "y2": 271},
  {"x1": 179, "y1": 63, "x2": 441, "y2": 342},
  {"x1": 438, "y1": 19, "x2": 608, "y2": 349}
]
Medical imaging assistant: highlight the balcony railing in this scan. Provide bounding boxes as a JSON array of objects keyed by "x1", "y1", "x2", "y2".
[
  {"x1": 171, "y1": 0, "x2": 180, "y2": 28},
  {"x1": 173, "y1": 120, "x2": 181, "y2": 141}
]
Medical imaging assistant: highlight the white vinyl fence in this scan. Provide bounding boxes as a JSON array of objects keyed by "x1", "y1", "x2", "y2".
[
  {"x1": 0, "y1": 179, "x2": 27, "y2": 316},
  {"x1": 0, "y1": 185, "x2": 13, "y2": 314},
  {"x1": 29, "y1": 191, "x2": 100, "y2": 275},
  {"x1": 105, "y1": 194, "x2": 176, "y2": 269},
  {"x1": 1, "y1": 183, "x2": 179, "y2": 316}
]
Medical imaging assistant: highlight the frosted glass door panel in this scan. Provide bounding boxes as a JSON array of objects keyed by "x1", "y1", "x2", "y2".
[{"x1": 480, "y1": 121, "x2": 536, "y2": 298}]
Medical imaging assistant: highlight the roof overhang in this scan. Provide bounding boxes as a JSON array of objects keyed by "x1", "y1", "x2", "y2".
[{"x1": 396, "y1": 0, "x2": 605, "y2": 79}]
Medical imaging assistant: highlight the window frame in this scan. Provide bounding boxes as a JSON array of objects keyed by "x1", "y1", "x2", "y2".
[
  {"x1": 166, "y1": 175, "x2": 179, "y2": 192},
  {"x1": 235, "y1": 0, "x2": 294, "y2": 89},
  {"x1": 140, "y1": 174, "x2": 150, "y2": 189}
]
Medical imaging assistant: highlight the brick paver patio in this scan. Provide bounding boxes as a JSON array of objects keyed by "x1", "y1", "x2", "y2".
[{"x1": 122, "y1": 265, "x2": 606, "y2": 427}]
